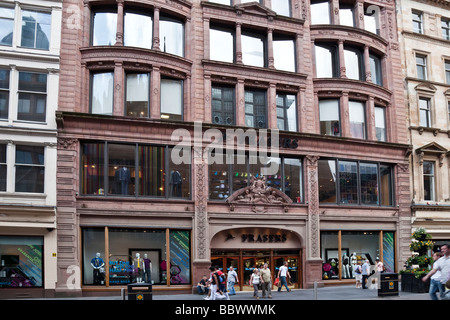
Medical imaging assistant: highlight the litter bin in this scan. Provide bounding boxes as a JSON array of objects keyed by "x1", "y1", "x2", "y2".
[
  {"x1": 128, "y1": 283, "x2": 152, "y2": 300},
  {"x1": 378, "y1": 272, "x2": 398, "y2": 297}
]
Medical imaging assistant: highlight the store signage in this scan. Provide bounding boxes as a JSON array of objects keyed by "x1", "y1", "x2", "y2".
[{"x1": 239, "y1": 233, "x2": 287, "y2": 243}]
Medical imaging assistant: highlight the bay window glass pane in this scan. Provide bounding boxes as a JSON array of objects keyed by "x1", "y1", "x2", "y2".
[
  {"x1": 0, "y1": 69, "x2": 10, "y2": 119},
  {"x1": 319, "y1": 99, "x2": 340, "y2": 136},
  {"x1": 339, "y1": 161, "x2": 358, "y2": 204},
  {"x1": 212, "y1": 86, "x2": 235, "y2": 125},
  {"x1": 210, "y1": 28, "x2": 234, "y2": 63},
  {"x1": 108, "y1": 229, "x2": 166, "y2": 285},
  {"x1": 18, "y1": 72, "x2": 47, "y2": 122},
  {"x1": 124, "y1": 12, "x2": 152, "y2": 49},
  {"x1": 0, "y1": 144, "x2": 5, "y2": 191},
  {"x1": 360, "y1": 163, "x2": 378, "y2": 205},
  {"x1": 0, "y1": 7, "x2": 14, "y2": 46},
  {"x1": 370, "y1": 54, "x2": 382, "y2": 85},
  {"x1": 21, "y1": 10, "x2": 51, "y2": 50},
  {"x1": 423, "y1": 161, "x2": 434, "y2": 201},
  {"x1": 339, "y1": 6, "x2": 354, "y2": 27},
  {"x1": 242, "y1": 33, "x2": 265, "y2": 67},
  {"x1": 0, "y1": 236, "x2": 43, "y2": 287},
  {"x1": 81, "y1": 143, "x2": 105, "y2": 195},
  {"x1": 161, "y1": 79, "x2": 183, "y2": 120},
  {"x1": 82, "y1": 228, "x2": 105, "y2": 285},
  {"x1": 126, "y1": 73, "x2": 149, "y2": 118},
  {"x1": 318, "y1": 159, "x2": 336, "y2": 203},
  {"x1": 375, "y1": 107, "x2": 386, "y2": 141},
  {"x1": 108, "y1": 144, "x2": 135, "y2": 196},
  {"x1": 138, "y1": 145, "x2": 165, "y2": 197},
  {"x1": 272, "y1": 0, "x2": 291, "y2": 16},
  {"x1": 209, "y1": 152, "x2": 230, "y2": 200},
  {"x1": 160, "y1": 18, "x2": 184, "y2": 57},
  {"x1": 284, "y1": 158, "x2": 302, "y2": 203},
  {"x1": 349, "y1": 101, "x2": 366, "y2": 139},
  {"x1": 15, "y1": 145, "x2": 44, "y2": 193},
  {"x1": 169, "y1": 147, "x2": 190, "y2": 198},
  {"x1": 92, "y1": 12, "x2": 117, "y2": 46},
  {"x1": 273, "y1": 39, "x2": 295, "y2": 72},
  {"x1": 169, "y1": 230, "x2": 191, "y2": 284},
  {"x1": 91, "y1": 72, "x2": 114, "y2": 115},
  {"x1": 344, "y1": 48, "x2": 362, "y2": 80},
  {"x1": 311, "y1": 1, "x2": 330, "y2": 24},
  {"x1": 315, "y1": 44, "x2": 336, "y2": 78},
  {"x1": 380, "y1": 165, "x2": 392, "y2": 206}
]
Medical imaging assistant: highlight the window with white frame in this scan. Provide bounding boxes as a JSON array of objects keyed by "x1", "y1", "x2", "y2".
[
  {"x1": 445, "y1": 60, "x2": 450, "y2": 84},
  {"x1": 21, "y1": 10, "x2": 51, "y2": 50},
  {"x1": 17, "y1": 71, "x2": 47, "y2": 122},
  {"x1": 15, "y1": 145, "x2": 45, "y2": 193},
  {"x1": 423, "y1": 161, "x2": 435, "y2": 201},
  {"x1": 419, "y1": 97, "x2": 431, "y2": 128},
  {"x1": 0, "y1": 6, "x2": 14, "y2": 46},
  {"x1": 0, "y1": 144, "x2": 6, "y2": 191},
  {"x1": 442, "y1": 18, "x2": 450, "y2": 40},
  {"x1": 412, "y1": 11, "x2": 423, "y2": 34},
  {"x1": 0, "y1": 69, "x2": 9, "y2": 119},
  {"x1": 416, "y1": 54, "x2": 427, "y2": 80}
]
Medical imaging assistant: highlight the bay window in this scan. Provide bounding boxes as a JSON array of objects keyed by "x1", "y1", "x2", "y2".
[
  {"x1": 241, "y1": 32, "x2": 266, "y2": 68},
  {"x1": 375, "y1": 107, "x2": 386, "y2": 142},
  {"x1": 339, "y1": 4, "x2": 354, "y2": 27},
  {"x1": 160, "y1": 78, "x2": 183, "y2": 120},
  {"x1": 125, "y1": 73, "x2": 149, "y2": 118},
  {"x1": 91, "y1": 72, "x2": 114, "y2": 115},
  {"x1": 124, "y1": 11, "x2": 152, "y2": 49},
  {"x1": 160, "y1": 16, "x2": 184, "y2": 57},
  {"x1": 319, "y1": 99, "x2": 340, "y2": 136},
  {"x1": 348, "y1": 101, "x2": 366, "y2": 139},
  {"x1": 92, "y1": 11, "x2": 117, "y2": 46},
  {"x1": 273, "y1": 37, "x2": 296, "y2": 72},
  {"x1": 370, "y1": 54, "x2": 382, "y2": 86},
  {"x1": 311, "y1": 1, "x2": 330, "y2": 25},
  {"x1": 315, "y1": 43, "x2": 338, "y2": 78},
  {"x1": 344, "y1": 46, "x2": 364, "y2": 80},
  {"x1": 210, "y1": 27, "x2": 234, "y2": 63}
]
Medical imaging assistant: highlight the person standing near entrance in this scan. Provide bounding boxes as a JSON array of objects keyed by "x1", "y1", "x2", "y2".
[
  {"x1": 227, "y1": 266, "x2": 239, "y2": 295},
  {"x1": 277, "y1": 261, "x2": 291, "y2": 292},
  {"x1": 361, "y1": 260, "x2": 371, "y2": 289},
  {"x1": 260, "y1": 263, "x2": 272, "y2": 298}
]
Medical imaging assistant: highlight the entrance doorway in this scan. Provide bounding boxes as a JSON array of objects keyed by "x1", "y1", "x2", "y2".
[{"x1": 211, "y1": 249, "x2": 301, "y2": 291}]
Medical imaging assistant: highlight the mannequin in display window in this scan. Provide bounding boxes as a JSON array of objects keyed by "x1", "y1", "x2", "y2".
[
  {"x1": 143, "y1": 253, "x2": 152, "y2": 283},
  {"x1": 133, "y1": 253, "x2": 144, "y2": 283},
  {"x1": 90, "y1": 252, "x2": 105, "y2": 285},
  {"x1": 115, "y1": 166, "x2": 131, "y2": 195},
  {"x1": 342, "y1": 254, "x2": 350, "y2": 279},
  {"x1": 169, "y1": 170, "x2": 182, "y2": 197},
  {"x1": 350, "y1": 253, "x2": 357, "y2": 278}
]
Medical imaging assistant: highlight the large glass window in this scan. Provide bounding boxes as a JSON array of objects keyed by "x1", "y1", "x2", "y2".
[
  {"x1": 0, "y1": 69, "x2": 9, "y2": 119},
  {"x1": 344, "y1": 47, "x2": 363, "y2": 80},
  {"x1": 339, "y1": 4, "x2": 354, "y2": 27},
  {"x1": 0, "y1": 236, "x2": 43, "y2": 288},
  {"x1": 315, "y1": 44, "x2": 338, "y2": 78},
  {"x1": 370, "y1": 54, "x2": 382, "y2": 86},
  {"x1": 124, "y1": 11, "x2": 152, "y2": 49},
  {"x1": 359, "y1": 163, "x2": 378, "y2": 205},
  {"x1": 21, "y1": 10, "x2": 51, "y2": 50},
  {"x1": 380, "y1": 165, "x2": 392, "y2": 206},
  {"x1": 91, "y1": 72, "x2": 114, "y2": 115},
  {"x1": 0, "y1": 144, "x2": 6, "y2": 191},
  {"x1": 241, "y1": 32, "x2": 266, "y2": 68},
  {"x1": 416, "y1": 54, "x2": 427, "y2": 80},
  {"x1": 160, "y1": 78, "x2": 183, "y2": 120},
  {"x1": 272, "y1": 0, "x2": 291, "y2": 16},
  {"x1": 419, "y1": 97, "x2": 431, "y2": 128},
  {"x1": 319, "y1": 99, "x2": 340, "y2": 136},
  {"x1": 349, "y1": 101, "x2": 366, "y2": 139},
  {"x1": 210, "y1": 27, "x2": 234, "y2": 63},
  {"x1": 284, "y1": 158, "x2": 302, "y2": 203},
  {"x1": 423, "y1": 161, "x2": 435, "y2": 201},
  {"x1": 273, "y1": 37, "x2": 296, "y2": 72},
  {"x1": 92, "y1": 11, "x2": 117, "y2": 46},
  {"x1": 125, "y1": 73, "x2": 149, "y2": 118},
  {"x1": 374, "y1": 107, "x2": 386, "y2": 142},
  {"x1": 17, "y1": 72, "x2": 47, "y2": 122},
  {"x1": 0, "y1": 7, "x2": 14, "y2": 46},
  {"x1": 81, "y1": 143, "x2": 190, "y2": 199},
  {"x1": 276, "y1": 93, "x2": 297, "y2": 131},
  {"x1": 318, "y1": 159, "x2": 337, "y2": 203},
  {"x1": 211, "y1": 85, "x2": 234, "y2": 125},
  {"x1": 311, "y1": 1, "x2": 330, "y2": 24},
  {"x1": 339, "y1": 161, "x2": 358, "y2": 204},
  {"x1": 160, "y1": 17, "x2": 184, "y2": 57},
  {"x1": 245, "y1": 89, "x2": 266, "y2": 128},
  {"x1": 15, "y1": 145, "x2": 44, "y2": 193}
]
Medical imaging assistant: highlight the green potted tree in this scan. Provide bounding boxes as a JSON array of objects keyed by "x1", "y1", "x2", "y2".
[{"x1": 399, "y1": 228, "x2": 434, "y2": 293}]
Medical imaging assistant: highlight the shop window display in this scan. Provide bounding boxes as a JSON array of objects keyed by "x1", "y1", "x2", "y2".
[{"x1": 0, "y1": 236, "x2": 43, "y2": 288}]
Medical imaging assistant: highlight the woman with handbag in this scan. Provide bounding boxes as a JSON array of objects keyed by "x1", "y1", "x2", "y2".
[{"x1": 250, "y1": 268, "x2": 262, "y2": 299}]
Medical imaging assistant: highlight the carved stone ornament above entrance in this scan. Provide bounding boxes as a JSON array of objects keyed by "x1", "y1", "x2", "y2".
[{"x1": 226, "y1": 176, "x2": 293, "y2": 213}]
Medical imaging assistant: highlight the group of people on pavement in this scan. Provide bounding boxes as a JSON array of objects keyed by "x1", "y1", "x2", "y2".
[
  {"x1": 422, "y1": 243, "x2": 450, "y2": 300},
  {"x1": 352, "y1": 258, "x2": 384, "y2": 289},
  {"x1": 197, "y1": 261, "x2": 292, "y2": 300}
]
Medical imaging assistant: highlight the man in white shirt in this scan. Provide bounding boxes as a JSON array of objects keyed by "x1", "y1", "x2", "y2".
[
  {"x1": 226, "y1": 266, "x2": 239, "y2": 295},
  {"x1": 423, "y1": 244, "x2": 450, "y2": 299},
  {"x1": 277, "y1": 261, "x2": 291, "y2": 292}
]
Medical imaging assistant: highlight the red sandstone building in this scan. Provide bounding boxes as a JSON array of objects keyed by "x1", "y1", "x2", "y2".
[{"x1": 55, "y1": 0, "x2": 412, "y2": 296}]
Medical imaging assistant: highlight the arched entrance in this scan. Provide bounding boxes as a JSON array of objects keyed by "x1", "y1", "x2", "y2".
[{"x1": 210, "y1": 227, "x2": 303, "y2": 291}]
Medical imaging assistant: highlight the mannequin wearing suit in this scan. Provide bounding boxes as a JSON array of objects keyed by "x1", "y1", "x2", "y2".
[
  {"x1": 134, "y1": 253, "x2": 144, "y2": 283},
  {"x1": 115, "y1": 167, "x2": 130, "y2": 194}
]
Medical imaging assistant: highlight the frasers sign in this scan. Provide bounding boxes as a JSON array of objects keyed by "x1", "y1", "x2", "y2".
[{"x1": 226, "y1": 233, "x2": 287, "y2": 243}]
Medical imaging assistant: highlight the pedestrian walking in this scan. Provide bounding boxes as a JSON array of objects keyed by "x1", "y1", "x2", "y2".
[
  {"x1": 250, "y1": 268, "x2": 262, "y2": 299},
  {"x1": 423, "y1": 244, "x2": 450, "y2": 299},
  {"x1": 277, "y1": 261, "x2": 291, "y2": 292},
  {"x1": 428, "y1": 252, "x2": 444, "y2": 300},
  {"x1": 227, "y1": 266, "x2": 239, "y2": 295},
  {"x1": 260, "y1": 263, "x2": 272, "y2": 298},
  {"x1": 375, "y1": 258, "x2": 384, "y2": 273},
  {"x1": 353, "y1": 261, "x2": 362, "y2": 288},
  {"x1": 361, "y1": 260, "x2": 371, "y2": 289}
]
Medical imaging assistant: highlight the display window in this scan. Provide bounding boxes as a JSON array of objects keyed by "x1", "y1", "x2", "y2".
[
  {"x1": 0, "y1": 236, "x2": 43, "y2": 288},
  {"x1": 82, "y1": 228, "x2": 191, "y2": 287},
  {"x1": 320, "y1": 231, "x2": 395, "y2": 281}
]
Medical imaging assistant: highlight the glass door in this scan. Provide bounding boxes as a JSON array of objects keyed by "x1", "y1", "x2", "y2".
[
  {"x1": 274, "y1": 257, "x2": 299, "y2": 289},
  {"x1": 243, "y1": 257, "x2": 256, "y2": 288}
]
